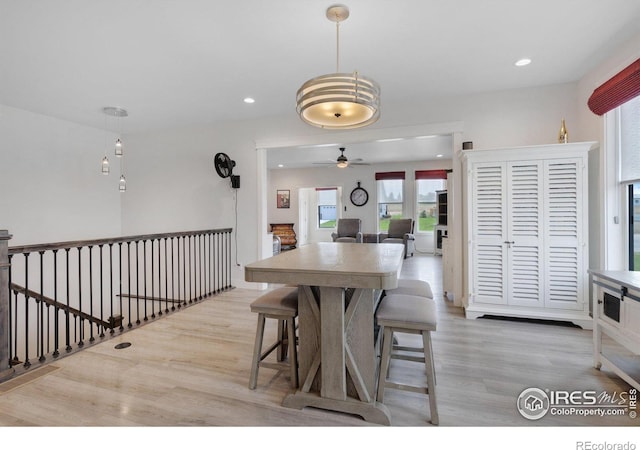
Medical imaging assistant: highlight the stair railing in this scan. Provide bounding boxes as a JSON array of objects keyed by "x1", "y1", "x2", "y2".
[{"x1": 0, "y1": 228, "x2": 233, "y2": 382}]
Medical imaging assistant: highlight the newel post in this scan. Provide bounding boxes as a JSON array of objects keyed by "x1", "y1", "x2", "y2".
[{"x1": 0, "y1": 230, "x2": 12, "y2": 379}]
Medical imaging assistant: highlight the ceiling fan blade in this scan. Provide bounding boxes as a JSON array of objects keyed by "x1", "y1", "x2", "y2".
[{"x1": 350, "y1": 162, "x2": 370, "y2": 165}]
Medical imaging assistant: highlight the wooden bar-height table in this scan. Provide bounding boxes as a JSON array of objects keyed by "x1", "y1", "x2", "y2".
[{"x1": 245, "y1": 242, "x2": 405, "y2": 425}]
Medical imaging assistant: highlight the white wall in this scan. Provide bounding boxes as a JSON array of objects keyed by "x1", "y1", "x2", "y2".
[
  {"x1": 118, "y1": 115, "x2": 317, "y2": 287},
  {"x1": 0, "y1": 104, "x2": 121, "y2": 246},
  {"x1": 381, "y1": 82, "x2": 579, "y2": 150}
]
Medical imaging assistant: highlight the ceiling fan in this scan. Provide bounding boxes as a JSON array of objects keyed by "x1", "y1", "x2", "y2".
[{"x1": 312, "y1": 147, "x2": 370, "y2": 168}]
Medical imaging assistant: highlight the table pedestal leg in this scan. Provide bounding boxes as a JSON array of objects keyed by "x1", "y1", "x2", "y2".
[{"x1": 282, "y1": 285, "x2": 391, "y2": 425}]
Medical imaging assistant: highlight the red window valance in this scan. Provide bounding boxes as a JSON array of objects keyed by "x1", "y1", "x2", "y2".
[
  {"x1": 415, "y1": 169, "x2": 449, "y2": 180},
  {"x1": 375, "y1": 171, "x2": 405, "y2": 180},
  {"x1": 588, "y1": 58, "x2": 640, "y2": 116},
  {"x1": 315, "y1": 187, "x2": 337, "y2": 191}
]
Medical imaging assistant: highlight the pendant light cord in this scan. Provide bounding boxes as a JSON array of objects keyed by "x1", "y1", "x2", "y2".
[
  {"x1": 118, "y1": 115, "x2": 123, "y2": 173},
  {"x1": 336, "y1": 20, "x2": 340, "y2": 72},
  {"x1": 104, "y1": 114, "x2": 107, "y2": 156}
]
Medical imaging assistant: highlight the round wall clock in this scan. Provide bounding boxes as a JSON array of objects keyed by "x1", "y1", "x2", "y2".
[{"x1": 350, "y1": 182, "x2": 369, "y2": 207}]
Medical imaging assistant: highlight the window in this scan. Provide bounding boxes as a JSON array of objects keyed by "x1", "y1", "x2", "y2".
[
  {"x1": 376, "y1": 172, "x2": 405, "y2": 232},
  {"x1": 627, "y1": 183, "x2": 640, "y2": 270},
  {"x1": 415, "y1": 170, "x2": 448, "y2": 233},
  {"x1": 621, "y1": 95, "x2": 640, "y2": 269},
  {"x1": 317, "y1": 188, "x2": 337, "y2": 229},
  {"x1": 598, "y1": 59, "x2": 640, "y2": 270}
]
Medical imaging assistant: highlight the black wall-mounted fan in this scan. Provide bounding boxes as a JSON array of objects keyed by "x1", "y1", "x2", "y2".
[{"x1": 214, "y1": 152, "x2": 240, "y2": 188}]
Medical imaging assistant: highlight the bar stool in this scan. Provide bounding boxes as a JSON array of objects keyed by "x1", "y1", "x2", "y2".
[
  {"x1": 375, "y1": 293, "x2": 439, "y2": 425},
  {"x1": 249, "y1": 286, "x2": 299, "y2": 390},
  {"x1": 384, "y1": 278, "x2": 433, "y2": 299},
  {"x1": 378, "y1": 279, "x2": 433, "y2": 348}
]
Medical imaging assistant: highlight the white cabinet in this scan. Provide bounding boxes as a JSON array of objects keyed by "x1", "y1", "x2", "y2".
[{"x1": 462, "y1": 142, "x2": 596, "y2": 328}]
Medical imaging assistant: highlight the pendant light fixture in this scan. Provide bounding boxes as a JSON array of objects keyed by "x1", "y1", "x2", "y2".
[
  {"x1": 101, "y1": 106, "x2": 128, "y2": 192},
  {"x1": 103, "y1": 106, "x2": 127, "y2": 157},
  {"x1": 115, "y1": 138, "x2": 123, "y2": 157},
  {"x1": 101, "y1": 156, "x2": 110, "y2": 175},
  {"x1": 296, "y1": 4, "x2": 380, "y2": 129}
]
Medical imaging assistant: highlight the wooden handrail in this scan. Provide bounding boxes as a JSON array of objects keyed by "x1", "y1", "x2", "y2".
[
  {"x1": 10, "y1": 283, "x2": 113, "y2": 329},
  {"x1": 118, "y1": 293, "x2": 182, "y2": 304},
  {"x1": 8, "y1": 228, "x2": 232, "y2": 255}
]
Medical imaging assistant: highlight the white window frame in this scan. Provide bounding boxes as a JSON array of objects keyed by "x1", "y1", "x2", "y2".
[
  {"x1": 414, "y1": 178, "x2": 446, "y2": 235},
  {"x1": 376, "y1": 178, "x2": 405, "y2": 233},
  {"x1": 603, "y1": 95, "x2": 640, "y2": 270}
]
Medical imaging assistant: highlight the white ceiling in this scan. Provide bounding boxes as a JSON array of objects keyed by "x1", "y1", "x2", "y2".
[{"x1": 2, "y1": 0, "x2": 639, "y2": 167}]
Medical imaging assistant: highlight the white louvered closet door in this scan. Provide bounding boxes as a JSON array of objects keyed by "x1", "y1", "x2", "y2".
[
  {"x1": 464, "y1": 142, "x2": 592, "y2": 325},
  {"x1": 543, "y1": 158, "x2": 584, "y2": 310},
  {"x1": 506, "y1": 162, "x2": 544, "y2": 307},
  {"x1": 471, "y1": 163, "x2": 508, "y2": 305},
  {"x1": 471, "y1": 162, "x2": 544, "y2": 306}
]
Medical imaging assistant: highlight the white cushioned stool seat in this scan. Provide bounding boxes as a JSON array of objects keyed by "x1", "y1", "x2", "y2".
[
  {"x1": 385, "y1": 279, "x2": 433, "y2": 299},
  {"x1": 249, "y1": 286, "x2": 299, "y2": 390},
  {"x1": 375, "y1": 294, "x2": 439, "y2": 425},
  {"x1": 376, "y1": 294, "x2": 437, "y2": 331}
]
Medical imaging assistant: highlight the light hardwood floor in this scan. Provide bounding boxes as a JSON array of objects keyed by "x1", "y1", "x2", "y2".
[{"x1": 0, "y1": 255, "x2": 636, "y2": 435}]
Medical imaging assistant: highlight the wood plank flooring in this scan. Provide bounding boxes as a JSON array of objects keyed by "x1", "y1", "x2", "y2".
[{"x1": 0, "y1": 255, "x2": 637, "y2": 445}]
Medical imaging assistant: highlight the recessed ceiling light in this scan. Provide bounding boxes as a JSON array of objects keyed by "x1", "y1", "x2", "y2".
[
  {"x1": 436, "y1": 154, "x2": 443, "y2": 158},
  {"x1": 278, "y1": 164, "x2": 284, "y2": 168},
  {"x1": 243, "y1": 97, "x2": 255, "y2": 104},
  {"x1": 515, "y1": 58, "x2": 532, "y2": 67}
]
